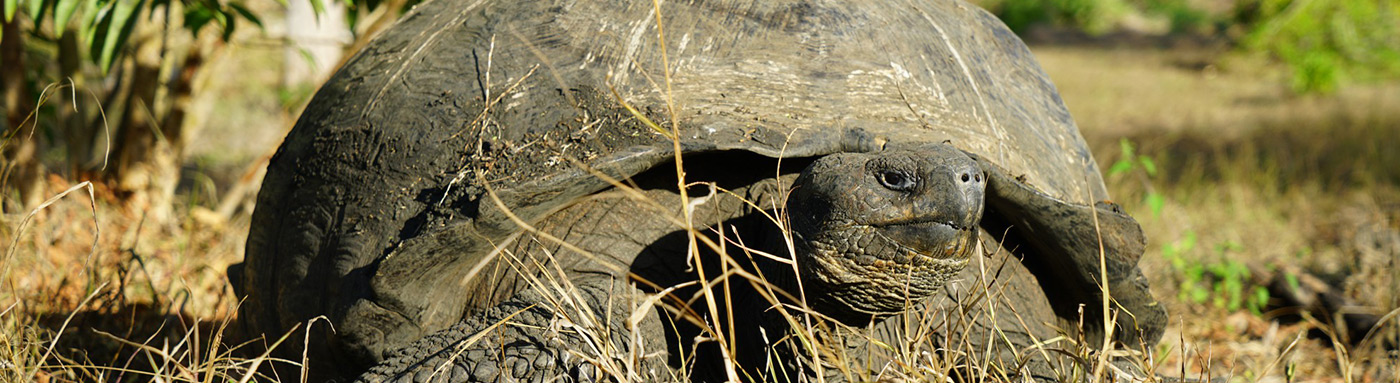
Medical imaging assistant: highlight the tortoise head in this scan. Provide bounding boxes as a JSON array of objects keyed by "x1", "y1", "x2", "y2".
[{"x1": 786, "y1": 143, "x2": 984, "y2": 325}]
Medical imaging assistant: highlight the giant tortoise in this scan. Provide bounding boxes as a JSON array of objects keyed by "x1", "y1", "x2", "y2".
[{"x1": 229, "y1": 0, "x2": 1167, "y2": 381}]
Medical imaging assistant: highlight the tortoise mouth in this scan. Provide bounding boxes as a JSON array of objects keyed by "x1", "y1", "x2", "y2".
[
  {"x1": 797, "y1": 220, "x2": 976, "y2": 324},
  {"x1": 874, "y1": 220, "x2": 977, "y2": 262}
]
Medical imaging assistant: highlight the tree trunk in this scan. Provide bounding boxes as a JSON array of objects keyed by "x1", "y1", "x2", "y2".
[
  {"x1": 1, "y1": 6, "x2": 45, "y2": 213},
  {"x1": 106, "y1": 6, "x2": 204, "y2": 223},
  {"x1": 110, "y1": 25, "x2": 174, "y2": 221},
  {"x1": 57, "y1": 30, "x2": 98, "y2": 176},
  {"x1": 105, "y1": 2, "x2": 221, "y2": 224}
]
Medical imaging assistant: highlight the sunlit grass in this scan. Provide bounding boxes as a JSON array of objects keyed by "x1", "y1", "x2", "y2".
[
  {"x1": 0, "y1": 177, "x2": 303, "y2": 382},
  {"x1": 1042, "y1": 45, "x2": 1400, "y2": 381}
]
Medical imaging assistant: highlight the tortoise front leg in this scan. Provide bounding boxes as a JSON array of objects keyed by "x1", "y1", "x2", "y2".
[{"x1": 970, "y1": 153, "x2": 1167, "y2": 351}]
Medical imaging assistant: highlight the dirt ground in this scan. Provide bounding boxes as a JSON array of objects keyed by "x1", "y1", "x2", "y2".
[{"x1": 2, "y1": 39, "x2": 1397, "y2": 382}]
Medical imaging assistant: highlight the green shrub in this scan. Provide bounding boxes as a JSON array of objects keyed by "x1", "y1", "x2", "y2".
[
  {"x1": 1143, "y1": 0, "x2": 1211, "y2": 34},
  {"x1": 980, "y1": 0, "x2": 1216, "y2": 35},
  {"x1": 1238, "y1": 0, "x2": 1400, "y2": 93},
  {"x1": 984, "y1": 0, "x2": 1134, "y2": 35}
]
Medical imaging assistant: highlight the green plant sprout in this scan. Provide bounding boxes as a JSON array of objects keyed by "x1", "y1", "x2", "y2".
[
  {"x1": 1108, "y1": 138, "x2": 1165, "y2": 217},
  {"x1": 1238, "y1": 0, "x2": 1400, "y2": 94},
  {"x1": 1163, "y1": 233, "x2": 1271, "y2": 315}
]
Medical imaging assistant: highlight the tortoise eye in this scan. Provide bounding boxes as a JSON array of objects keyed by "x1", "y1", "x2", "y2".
[{"x1": 877, "y1": 171, "x2": 917, "y2": 191}]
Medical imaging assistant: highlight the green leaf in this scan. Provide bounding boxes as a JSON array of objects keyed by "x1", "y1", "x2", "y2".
[
  {"x1": 1138, "y1": 155, "x2": 1157, "y2": 176},
  {"x1": 5, "y1": 0, "x2": 17, "y2": 22},
  {"x1": 1253, "y1": 286, "x2": 1270, "y2": 310},
  {"x1": 309, "y1": 0, "x2": 324, "y2": 21},
  {"x1": 1227, "y1": 289, "x2": 1243, "y2": 311},
  {"x1": 92, "y1": 0, "x2": 144, "y2": 74},
  {"x1": 183, "y1": 4, "x2": 213, "y2": 33},
  {"x1": 1118, "y1": 138, "x2": 1136, "y2": 159},
  {"x1": 219, "y1": 9, "x2": 235, "y2": 41},
  {"x1": 28, "y1": 0, "x2": 49, "y2": 23},
  {"x1": 84, "y1": 0, "x2": 114, "y2": 64},
  {"x1": 228, "y1": 2, "x2": 261, "y2": 30},
  {"x1": 292, "y1": 44, "x2": 317, "y2": 71},
  {"x1": 1107, "y1": 160, "x2": 1133, "y2": 176},
  {"x1": 76, "y1": 0, "x2": 96, "y2": 38},
  {"x1": 1285, "y1": 272, "x2": 1301, "y2": 292},
  {"x1": 1145, "y1": 192, "x2": 1165, "y2": 217},
  {"x1": 1190, "y1": 287, "x2": 1209, "y2": 304},
  {"x1": 52, "y1": 0, "x2": 82, "y2": 36},
  {"x1": 344, "y1": 5, "x2": 358, "y2": 30}
]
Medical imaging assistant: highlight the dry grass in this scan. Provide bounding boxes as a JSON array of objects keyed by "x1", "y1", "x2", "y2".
[
  {"x1": 0, "y1": 175, "x2": 301, "y2": 382},
  {"x1": 1038, "y1": 45, "x2": 1400, "y2": 382}
]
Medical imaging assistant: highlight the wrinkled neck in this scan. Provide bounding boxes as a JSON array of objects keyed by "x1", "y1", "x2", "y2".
[{"x1": 750, "y1": 226, "x2": 889, "y2": 328}]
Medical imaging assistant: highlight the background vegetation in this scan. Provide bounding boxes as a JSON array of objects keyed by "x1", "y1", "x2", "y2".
[{"x1": 2, "y1": 0, "x2": 1397, "y2": 381}]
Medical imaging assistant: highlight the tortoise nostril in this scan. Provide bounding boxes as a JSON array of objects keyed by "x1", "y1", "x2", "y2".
[
  {"x1": 975, "y1": 173, "x2": 982, "y2": 182},
  {"x1": 960, "y1": 173, "x2": 970, "y2": 182}
]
